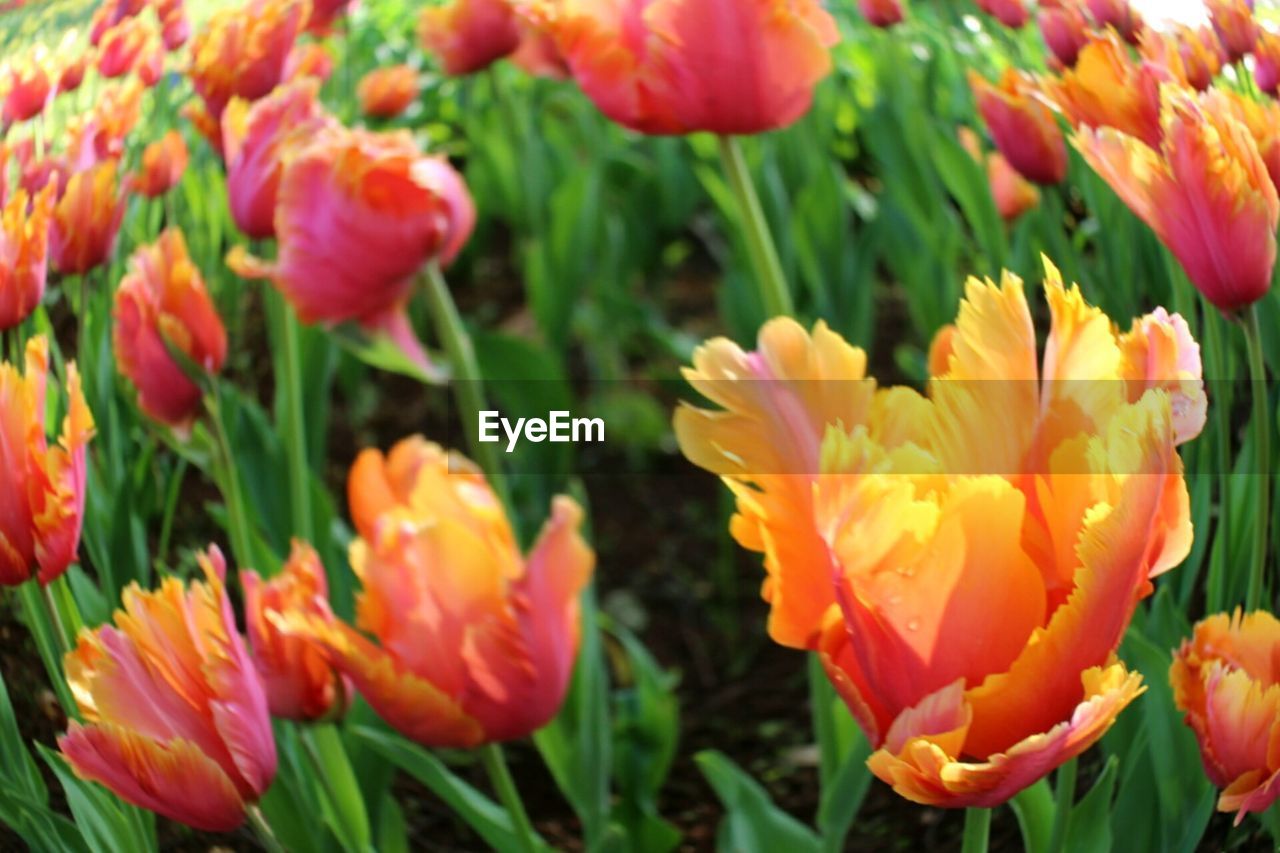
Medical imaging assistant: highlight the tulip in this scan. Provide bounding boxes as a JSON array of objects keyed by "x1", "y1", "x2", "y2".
[
  {"x1": 1140, "y1": 26, "x2": 1223, "y2": 93},
  {"x1": 1212, "y1": 88, "x2": 1280, "y2": 193},
  {"x1": 228, "y1": 126, "x2": 474, "y2": 372},
  {"x1": 1040, "y1": 32, "x2": 1168, "y2": 147},
  {"x1": 1039, "y1": 2, "x2": 1090, "y2": 68},
  {"x1": 969, "y1": 69, "x2": 1067, "y2": 185},
  {"x1": 676, "y1": 261, "x2": 1201, "y2": 805},
  {"x1": 221, "y1": 78, "x2": 335, "y2": 240},
  {"x1": 188, "y1": 0, "x2": 308, "y2": 123},
  {"x1": 1172, "y1": 610, "x2": 1280, "y2": 824},
  {"x1": 1085, "y1": 0, "x2": 1142, "y2": 44},
  {"x1": 1255, "y1": 28, "x2": 1280, "y2": 96},
  {"x1": 96, "y1": 16, "x2": 149, "y2": 79},
  {"x1": 3, "y1": 56, "x2": 51, "y2": 124},
  {"x1": 242, "y1": 541, "x2": 351, "y2": 721},
  {"x1": 976, "y1": 0, "x2": 1029, "y2": 29},
  {"x1": 1208, "y1": 0, "x2": 1257, "y2": 63},
  {"x1": 544, "y1": 0, "x2": 839, "y2": 135},
  {"x1": 113, "y1": 229, "x2": 227, "y2": 431},
  {"x1": 57, "y1": 54, "x2": 89, "y2": 95},
  {"x1": 1074, "y1": 86, "x2": 1278, "y2": 312},
  {"x1": 50, "y1": 161, "x2": 126, "y2": 276},
  {"x1": 58, "y1": 546, "x2": 277, "y2": 831},
  {"x1": 418, "y1": 0, "x2": 521, "y2": 76},
  {"x1": 510, "y1": 20, "x2": 569, "y2": 79},
  {"x1": 284, "y1": 42, "x2": 334, "y2": 84},
  {"x1": 280, "y1": 438, "x2": 594, "y2": 746},
  {"x1": 356, "y1": 64, "x2": 419, "y2": 119},
  {"x1": 131, "y1": 130, "x2": 188, "y2": 197},
  {"x1": 858, "y1": 0, "x2": 904, "y2": 28},
  {"x1": 0, "y1": 336, "x2": 94, "y2": 587},
  {"x1": 87, "y1": 79, "x2": 145, "y2": 162},
  {"x1": 988, "y1": 152, "x2": 1040, "y2": 222},
  {"x1": 0, "y1": 184, "x2": 55, "y2": 331},
  {"x1": 306, "y1": 0, "x2": 355, "y2": 33},
  {"x1": 136, "y1": 43, "x2": 165, "y2": 87}
]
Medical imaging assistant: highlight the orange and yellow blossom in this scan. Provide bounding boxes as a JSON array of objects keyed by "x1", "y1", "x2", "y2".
[
  {"x1": 113, "y1": 229, "x2": 227, "y2": 431},
  {"x1": 1172, "y1": 610, "x2": 1280, "y2": 824},
  {"x1": 676, "y1": 261, "x2": 1203, "y2": 805},
  {"x1": 281, "y1": 438, "x2": 595, "y2": 746},
  {"x1": 58, "y1": 546, "x2": 277, "y2": 831},
  {"x1": 132, "y1": 130, "x2": 189, "y2": 197},
  {"x1": 1039, "y1": 31, "x2": 1169, "y2": 147},
  {"x1": 50, "y1": 161, "x2": 127, "y2": 276},
  {"x1": 0, "y1": 336, "x2": 94, "y2": 587},
  {"x1": 242, "y1": 541, "x2": 350, "y2": 721},
  {"x1": 0, "y1": 184, "x2": 55, "y2": 331},
  {"x1": 356, "y1": 64, "x2": 419, "y2": 119},
  {"x1": 1074, "y1": 86, "x2": 1279, "y2": 312},
  {"x1": 1140, "y1": 26, "x2": 1223, "y2": 93}
]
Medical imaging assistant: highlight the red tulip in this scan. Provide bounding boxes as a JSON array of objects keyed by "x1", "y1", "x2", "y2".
[
  {"x1": 96, "y1": 16, "x2": 149, "y2": 79},
  {"x1": 1208, "y1": 0, "x2": 1257, "y2": 62},
  {"x1": 1039, "y1": 2, "x2": 1090, "y2": 67},
  {"x1": 306, "y1": 0, "x2": 356, "y2": 33},
  {"x1": 57, "y1": 54, "x2": 89, "y2": 95},
  {"x1": 419, "y1": 0, "x2": 521, "y2": 76},
  {"x1": 0, "y1": 184, "x2": 55, "y2": 331},
  {"x1": 970, "y1": 68, "x2": 1068, "y2": 185},
  {"x1": 858, "y1": 0, "x2": 905, "y2": 28},
  {"x1": 4, "y1": 56, "x2": 52, "y2": 124},
  {"x1": 977, "y1": 0, "x2": 1029, "y2": 29},
  {"x1": 545, "y1": 0, "x2": 839, "y2": 135},
  {"x1": 113, "y1": 229, "x2": 227, "y2": 431},
  {"x1": 1256, "y1": 28, "x2": 1280, "y2": 96},
  {"x1": 1085, "y1": 0, "x2": 1143, "y2": 44}
]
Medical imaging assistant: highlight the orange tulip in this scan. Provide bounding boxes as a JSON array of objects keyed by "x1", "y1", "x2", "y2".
[
  {"x1": 858, "y1": 0, "x2": 904, "y2": 28},
  {"x1": 50, "y1": 161, "x2": 126, "y2": 276},
  {"x1": 1212, "y1": 88, "x2": 1280, "y2": 193},
  {"x1": 280, "y1": 438, "x2": 594, "y2": 746},
  {"x1": 0, "y1": 336, "x2": 94, "y2": 587},
  {"x1": 988, "y1": 152, "x2": 1040, "y2": 222},
  {"x1": 1039, "y1": 1, "x2": 1089, "y2": 68},
  {"x1": 283, "y1": 41, "x2": 334, "y2": 84},
  {"x1": 1255, "y1": 28, "x2": 1280, "y2": 96},
  {"x1": 58, "y1": 546, "x2": 277, "y2": 832},
  {"x1": 222, "y1": 79, "x2": 335, "y2": 239},
  {"x1": 85, "y1": 79, "x2": 145, "y2": 162},
  {"x1": 1140, "y1": 26, "x2": 1223, "y2": 93},
  {"x1": 1084, "y1": 0, "x2": 1142, "y2": 43},
  {"x1": 131, "y1": 130, "x2": 188, "y2": 197},
  {"x1": 676, "y1": 261, "x2": 1201, "y2": 806},
  {"x1": 113, "y1": 229, "x2": 227, "y2": 431},
  {"x1": 0, "y1": 184, "x2": 55, "y2": 331},
  {"x1": 3, "y1": 56, "x2": 52, "y2": 124},
  {"x1": 419, "y1": 0, "x2": 521, "y2": 76},
  {"x1": 228, "y1": 126, "x2": 473, "y2": 373},
  {"x1": 1040, "y1": 32, "x2": 1169, "y2": 147},
  {"x1": 188, "y1": 0, "x2": 308, "y2": 123},
  {"x1": 1208, "y1": 0, "x2": 1257, "y2": 62},
  {"x1": 976, "y1": 0, "x2": 1028, "y2": 29},
  {"x1": 1075, "y1": 86, "x2": 1279, "y2": 312},
  {"x1": 356, "y1": 64, "x2": 419, "y2": 119},
  {"x1": 1172, "y1": 610, "x2": 1280, "y2": 824},
  {"x1": 543, "y1": 0, "x2": 839, "y2": 135},
  {"x1": 970, "y1": 69, "x2": 1067, "y2": 185},
  {"x1": 242, "y1": 541, "x2": 351, "y2": 721},
  {"x1": 96, "y1": 16, "x2": 149, "y2": 79},
  {"x1": 57, "y1": 54, "x2": 89, "y2": 95}
]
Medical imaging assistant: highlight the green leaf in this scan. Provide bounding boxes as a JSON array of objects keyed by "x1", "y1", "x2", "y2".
[
  {"x1": 351, "y1": 726, "x2": 526, "y2": 851},
  {"x1": 39, "y1": 746, "x2": 154, "y2": 853},
  {"x1": 1064, "y1": 756, "x2": 1118, "y2": 852},
  {"x1": 696, "y1": 751, "x2": 821, "y2": 853},
  {"x1": 1010, "y1": 780, "x2": 1053, "y2": 853}
]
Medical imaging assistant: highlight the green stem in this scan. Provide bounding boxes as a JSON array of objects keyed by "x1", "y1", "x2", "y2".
[
  {"x1": 17, "y1": 581, "x2": 76, "y2": 716},
  {"x1": 298, "y1": 725, "x2": 372, "y2": 852},
  {"x1": 1244, "y1": 304, "x2": 1271, "y2": 611},
  {"x1": 961, "y1": 808, "x2": 991, "y2": 853},
  {"x1": 206, "y1": 387, "x2": 256, "y2": 571},
  {"x1": 479, "y1": 743, "x2": 540, "y2": 853},
  {"x1": 155, "y1": 458, "x2": 187, "y2": 572},
  {"x1": 40, "y1": 580, "x2": 72, "y2": 653},
  {"x1": 1202, "y1": 307, "x2": 1232, "y2": 613},
  {"x1": 716, "y1": 135, "x2": 795, "y2": 319},
  {"x1": 247, "y1": 804, "x2": 285, "y2": 853},
  {"x1": 1046, "y1": 757, "x2": 1076, "y2": 853},
  {"x1": 421, "y1": 263, "x2": 511, "y2": 509},
  {"x1": 279, "y1": 305, "x2": 312, "y2": 542}
]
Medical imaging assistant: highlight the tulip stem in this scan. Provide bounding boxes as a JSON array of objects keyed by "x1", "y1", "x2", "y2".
[
  {"x1": 1046, "y1": 757, "x2": 1076, "y2": 853},
  {"x1": 206, "y1": 385, "x2": 256, "y2": 571},
  {"x1": 17, "y1": 581, "x2": 76, "y2": 716},
  {"x1": 279, "y1": 305, "x2": 312, "y2": 542},
  {"x1": 248, "y1": 804, "x2": 285, "y2": 853},
  {"x1": 40, "y1": 579, "x2": 71, "y2": 653},
  {"x1": 1244, "y1": 305, "x2": 1272, "y2": 611},
  {"x1": 717, "y1": 135, "x2": 795, "y2": 319},
  {"x1": 479, "y1": 743, "x2": 541, "y2": 853},
  {"x1": 961, "y1": 807, "x2": 991, "y2": 853},
  {"x1": 421, "y1": 264, "x2": 512, "y2": 510},
  {"x1": 298, "y1": 725, "x2": 373, "y2": 852}
]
